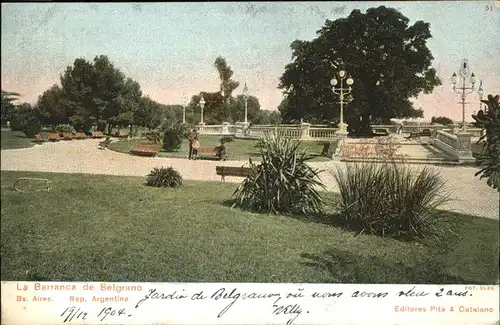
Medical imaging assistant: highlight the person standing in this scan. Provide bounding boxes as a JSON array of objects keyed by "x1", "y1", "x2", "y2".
[
  {"x1": 192, "y1": 136, "x2": 200, "y2": 160},
  {"x1": 187, "y1": 128, "x2": 198, "y2": 160}
]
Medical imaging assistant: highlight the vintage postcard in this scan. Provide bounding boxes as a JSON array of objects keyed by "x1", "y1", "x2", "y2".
[{"x1": 1, "y1": 1, "x2": 499, "y2": 324}]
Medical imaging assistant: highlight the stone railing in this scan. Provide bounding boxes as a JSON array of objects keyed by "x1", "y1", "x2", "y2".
[
  {"x1": 429, "y1": 130, "x2": 474, "y2": 163},
  {"x1": 196, "y1": 123, "x2": 337, "y2": 140}
]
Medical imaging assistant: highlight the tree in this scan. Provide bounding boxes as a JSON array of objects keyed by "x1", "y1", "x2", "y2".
[
  {"x1": 10, "y1": 103, "x2": 41, "y2": 137},
  {"x1": 431, "y1": 116, "x2": 453, "y2": 125},
  {"x1": 228, "y1": 95, "x2": 261, "y2": 123},
  {"x1": 1, "y1": 90, "x2": 20, "y2": 126},
  {"x1": 214, "y1": 57, "x2": 240, "y2": 107},
  {"x1": 254, "y1": 110, "x2": 281, "y2": 125},
  {"x1": 35, "y1": 85, "x2": 69, "y2": 127},
  {"x1": 279, "y1": 6, "x2": 441, "y2": 135},
  {"x1": 472, "y1": 94, "x2": 500, "y2": 190}
]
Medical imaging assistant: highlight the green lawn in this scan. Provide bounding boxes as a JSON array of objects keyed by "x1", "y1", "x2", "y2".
[
  {"x1": 1, "y1": 131, "x2": 50, "y2": 150},
  {"x1": 1, "y1": 171, "x2": 498, "y2": 283},
  {"x1": 108, "y1": 135, "x2": 335, "y2": 162}
]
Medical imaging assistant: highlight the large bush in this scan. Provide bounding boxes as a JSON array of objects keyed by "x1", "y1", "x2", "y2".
[
  {"x1": 145, "y1": 130, "x2": 161, "y2": 144},
  {"x1": 55, "y1": 124, "x2": 76, "y2": 134},
  {"x1": 431, "y1": 116, "x2": 454, "y2": 125},
  {"x1": 162, "y1": 126, "x2": 183, "y2": 151},
  {"x1": 232, "y1": 131, "x2": 325, "y2": 215},
  {"x1": 145, "y1": 166, "x2": 182, "y2": 188},
  {"x1": 10, "y1": 103, "x2": 41, "y2": 137},
  {"x1": 333, "y1": 162, "x2": 451, "y2": 241},
  {"x1": 472, "y1": 94, "x2": 500, "y2": 190}
]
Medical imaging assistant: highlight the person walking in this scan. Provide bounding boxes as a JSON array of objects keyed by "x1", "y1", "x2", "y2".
[
  {"x1": 192, "y1": 136, "x2": 200, "y2": 160},
  {"x1": 187, "y1": 128, "x2": 198, "y2": 160}
]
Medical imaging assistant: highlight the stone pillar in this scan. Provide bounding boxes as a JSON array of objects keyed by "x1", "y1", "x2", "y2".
[
  {"x1": 222, "y1": 122, "x2": 230, "y2": 135},
  {"x1": 300, "y1": 122, "x2": 311, "y2": 140},
  {"x1": 455, "y1": 132, "x2": 474, "y2": 162}
]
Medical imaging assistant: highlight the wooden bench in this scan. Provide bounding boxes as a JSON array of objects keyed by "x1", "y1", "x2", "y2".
[
  {"x1": 34, "y1": 134, "x2": 45, "y2": 142},
  {"x1": 130, "y1": 144, "x2": 161, "y2": 157},
  {"x1": 91, "y1": 131, "x2": 105, "y2": 138},
  {"x1": 215, "y1": 166, "x2": 252, "y2": 182},
  {"x1": 372, "y1": 128, "x2": 390, "y2": 136},
  {"x1": 197, "y1": 146, "x2": 227, "y2": 160},
  {"x1": 47, "y1": 133, "x2": 61, "y2": 141},
  {"x1": 74, "y1": 132, "x2": 87, "y2": 139},
  {"x1": 62, "y1": 132, "x2": 74, "y2": 140},
  {"x1": 116, "y1": 131, "x2": 129, "y2": 138}
]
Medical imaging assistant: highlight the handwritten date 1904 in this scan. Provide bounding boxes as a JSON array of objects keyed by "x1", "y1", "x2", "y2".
[{"x1": 61, "y1": 306, "x2": 131, "y2": 323}]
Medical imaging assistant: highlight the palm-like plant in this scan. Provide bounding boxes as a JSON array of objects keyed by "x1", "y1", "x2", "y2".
[
  {"x1": 232, "y1": 131, "x2": 325, "y2": 215},
  {"x1": 471, "y1": 94, "x2": 500, "y2": 191},
  {"x1": 214, "y1": 57, "x2": 240, "y2": 106}
]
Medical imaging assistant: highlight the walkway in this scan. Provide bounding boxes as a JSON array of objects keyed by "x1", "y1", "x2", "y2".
[{"x1": 1, "y1": 139, "x2": 498, "y2": 219}]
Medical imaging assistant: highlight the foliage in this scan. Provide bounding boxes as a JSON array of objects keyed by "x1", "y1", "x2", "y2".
[
  {"x1": 214, "y1": 56, "x2": 240, "y2": 108},
  {"x1": 145, "y1": 130, "x2": 161, "y2": 144},
  {"x1": 431, "y1": 116, "x2": 454, "y2": 125},
  {"x1": 162, "y1": 126, "x2": 183, "y2": 151},
  {"x1": 10, "y1": 103, "x2": 42, "y2": 137},
  {"x1": 471, "y1": 94, "x2": 500, "y2": 190},
  {"x1": 333, "y1": 162, "x2": 452, "y2": 241},
  {"x1": 232, "y1": 131, "x2": 325, "y2": 215},
  {"x1": 55, "y1": 124, "x2": 76, "y2": 134},
  {"x1": 145, "y1": 166, "x2": 183, "y2": 188},
  {"x1": 1, "y1": 90, "x2": 20, "y2": 126},
  {"x1": 278, "y1": 6, "x2": 441, "y2": 135}
]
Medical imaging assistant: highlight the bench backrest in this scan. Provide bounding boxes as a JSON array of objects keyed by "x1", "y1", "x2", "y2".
[
  {"x1": 198, "y1": 147, "x2": 216, "y2": 153},
  {"x1": 48, "y1": 133, "x2": 60, "y2": 139},
  {"x1": 216, "y1": 166, "x2": 252, "y2": 177},
  {"x1": 75, "y1": 132, "x2": 87, "y2": 138},
  {"x1": 92, "y1": 131, "x2": 104, "y2": 137},
  {"x1": 132, "y1": 144, "x2": 161, "y2": 152}
]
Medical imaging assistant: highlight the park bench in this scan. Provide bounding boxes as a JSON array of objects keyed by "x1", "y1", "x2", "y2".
[
  {"x1": 98, "y1": 137, "x2": 112, "y2": 150},
  {"x1": 197, "y1": 146, "x2": 227, "y2": 160},
  {"x1": 215, "y1": 166, "x2": 252, "y2": 182},
  {"x1": 74, "y1": 132, "x2": 87, "y2": 139},
  {"x1": 130, "y1": 144, "x2": 161, "y2": 157},
  {"x1": 91, "y1": 131, "x2": 105, "y2": 138},
  {"x1": 372, "y1": 128, "x2": 390, "y2": 136},
  {"x1": 62, "y1": 132, "x2": 74, "y2": 140},
  {"x1": 47, "y1": 133, "x2": 61, "y2": 141},
  {"x1": 116, "y1": 130, "x2": 129, "y2": 138},
  {"x1": 405, "y1": 132, "x2": 421, "y2": 141},
  {"x1": 34, "y1": 134, "x2": 45, "y2": 142}
]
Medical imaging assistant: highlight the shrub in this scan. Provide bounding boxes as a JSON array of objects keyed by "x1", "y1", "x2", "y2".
[
  {"x1": 431, "y1": 116, "x2": 454, "y2": 125},
  {"x1": 145, "y1": 130, "x2": 161, "y2": 144},
  {"x1": 10, "y1": 103, "x2": 41, "y2": 137},
  {"x1": 232, "y1": 131, "x2": 325, "y2": 215},
  {"x1": 333, "y1": 162, "x2": 452, "y2": 241},
  {"x1": 162, "y1": 127, "x2": 183, "y2": 151},
  {"x1": 55, "y1": 124, "x2": 76, "y2": 134},
  {"x1": 472, "y1": 94, "x2": 500, "y2": 190},
  {"x1": 145, "y1": 166, "x2": 182, "y2": 188}
]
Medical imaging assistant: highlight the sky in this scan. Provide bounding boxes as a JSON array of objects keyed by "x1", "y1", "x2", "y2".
[{"x1": 1, "y1": 1, "x2": 499, "y2": 121}]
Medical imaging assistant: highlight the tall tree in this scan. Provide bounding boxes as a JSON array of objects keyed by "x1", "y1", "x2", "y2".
[
  {"x1": 214, "y1": 57, "x2": 240, "y2": 106},
  {"x1": 279, "y1": 6, "x2": 441, "y2": 134},
  {"x1": 228, "y1": 95, "x2": 261, "y2": 123},
  {"x1": 35, "y1": 85, "x2": 68, "y2": 127}
]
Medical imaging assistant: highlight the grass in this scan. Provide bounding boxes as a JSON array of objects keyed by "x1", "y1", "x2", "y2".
[
  {"x1": 1, "y1": 131, "x2": 51, "y2": 150},
  {"x1": 108, "y1": 135, "x2": 335, "y2": 162},
  {"x1": 1, "y1": 171, "x2": 498, "y2": 283}
]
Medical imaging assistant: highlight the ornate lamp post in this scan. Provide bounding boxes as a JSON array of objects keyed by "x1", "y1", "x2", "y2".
[
  {"x1": 242, "y1": 82, "x2": 249, "y2": 124},
  {"x1": 451, "y1": 59, "x2": 478, "y2": 132},
  {"x1": 330, "y1": 70, "x2": 354, "y2": 135},
  {"x1": 478, "y1": 80, "x2": 485, "y2": 114},
  {"x1": 182, "y1": 94, "x2": 187, "y2": 124},
  {"x1": 199, "y1": 97, "x2": 205, "y2": 125}
]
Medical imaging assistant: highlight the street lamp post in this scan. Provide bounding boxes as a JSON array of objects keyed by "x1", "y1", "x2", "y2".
[
  {"x1": 451, "y1": 59, "x2": 478, "y2": 132},
  {"x1": 330, "y1": 70, "x2": 354, "y2": 135},
  {"x1": 242, "y1": 82, "x2": 249, "y2": 124},
  {"x1": 182, "y1": 94, "x2": 187, "y2": 124},
  {"x1": 199, "y1": 97, "x2": 205, "y2": 125},
  {"x1": 478, "y1": 79, "x2": 485, "y2": 114}
]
